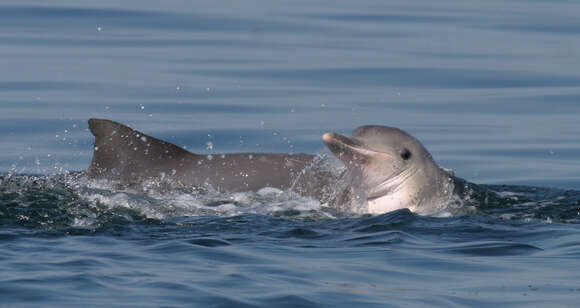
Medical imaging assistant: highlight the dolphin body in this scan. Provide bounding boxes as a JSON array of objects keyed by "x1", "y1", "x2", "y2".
[
  {"x1": 87, "y1": 118, "x2": 464, "y2": 214},
  {"x1": 87, "y1": 118, "x2": 317, "y2": 194}
]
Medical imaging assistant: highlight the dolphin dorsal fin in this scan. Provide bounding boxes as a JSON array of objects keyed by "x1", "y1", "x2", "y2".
[{"x1": 87, "y1": 118, "x2": 196, "y2": 181}]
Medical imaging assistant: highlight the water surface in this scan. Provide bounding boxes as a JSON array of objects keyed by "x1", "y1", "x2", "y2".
[{"x1": 1, "y1": 1, "x2": 580, "y2": 307}]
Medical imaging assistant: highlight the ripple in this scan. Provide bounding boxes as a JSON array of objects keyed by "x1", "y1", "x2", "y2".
[
  {"x1": 0, "y1": 5, "x2": 327, "y2": 34},
  {"x1": 190, "y1": 67, "x2": 580, "y2": 89},
  {"x1": 345, "y1": 231, "x2": 406, "y2": 246},
  {"x1": 0, "y1": 81, "x2": 90, "y2": 91},
  {"x1": 299, "y1": 12, "x2": 473, "y2": 24},
  {"x1": 352, "y1": 208, "x2": 416, "y2": 232},
  {"x1": 189, "y1": 238, "x2": 231, "y2": 247},
  {"x1": 280, "y1": 228, "x2": 323, "y2": 239},
  {"x1": 257, "y1": 295, "x2": 319, "y2": 308},
  {"x1": 440, "y1": 241, "x2": 543, "y2": 256}
]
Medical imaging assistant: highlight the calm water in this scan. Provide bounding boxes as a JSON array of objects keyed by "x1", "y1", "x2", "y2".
[{"x1": 1, "y1": 0, "x2": 580, "y2": 307}]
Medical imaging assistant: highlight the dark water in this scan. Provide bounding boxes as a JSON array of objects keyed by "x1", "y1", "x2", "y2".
[
  {"x1": 2, "y1": 1, "x2": 580, "y2": 307},
  {"x1": 2, "y1": 174, "x2": 580, "y2": 307}
]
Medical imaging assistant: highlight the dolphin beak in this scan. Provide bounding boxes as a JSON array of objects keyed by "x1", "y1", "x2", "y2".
[{"x1": 322, "y1": 132, "x2": 377, "y2": 165}]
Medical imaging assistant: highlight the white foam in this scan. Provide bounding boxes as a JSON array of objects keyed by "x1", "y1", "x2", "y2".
[{"x1": 69, "y1": 173, "x2": 325, "y2": 220}]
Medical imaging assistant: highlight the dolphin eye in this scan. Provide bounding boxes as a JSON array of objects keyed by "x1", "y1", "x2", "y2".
[{"x1": 400, "y1": 149, "x2": 412, "y2": 160}]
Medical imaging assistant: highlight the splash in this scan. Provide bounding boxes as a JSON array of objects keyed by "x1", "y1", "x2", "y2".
[{"x1": 3, "y1": 166, "x2": 579, "y2": 232}]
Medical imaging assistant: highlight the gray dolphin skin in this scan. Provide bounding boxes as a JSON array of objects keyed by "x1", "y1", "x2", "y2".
[
  {"x1": 87, "y1": 119, "x2": 462, "y2": 214},
  {"x1": 87, "y1": 119, "x2": 315, "y2": 193},
  {"x1": 322, "y1": 126, "x2": 460, "y2": 214}
]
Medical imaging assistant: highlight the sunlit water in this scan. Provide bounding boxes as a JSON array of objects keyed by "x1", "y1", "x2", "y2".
[{"x1": 1, "y1": 1, "x2": 580, "y2": 307}]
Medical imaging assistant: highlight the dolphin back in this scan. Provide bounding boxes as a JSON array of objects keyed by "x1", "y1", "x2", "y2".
[{"x1": 87, "y1": 118, "x2": 197, "y2": 183}]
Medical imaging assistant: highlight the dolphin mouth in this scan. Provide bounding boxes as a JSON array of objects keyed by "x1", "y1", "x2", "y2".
[
  {"x1": 365, "y1": 167, "x2": 417, "y2": 200},
  {"x1": 322, "y1": 132, "x2": 378, "y2": 160}
]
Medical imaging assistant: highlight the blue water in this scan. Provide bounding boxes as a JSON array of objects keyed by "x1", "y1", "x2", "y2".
[{"x1": 2, "y1": 1, "x2": 580, "y2": 306}]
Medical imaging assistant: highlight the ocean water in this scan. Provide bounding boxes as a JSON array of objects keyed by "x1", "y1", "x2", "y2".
[{"x1": 1, "y1": 0, "x2": 580, "y2": 307}]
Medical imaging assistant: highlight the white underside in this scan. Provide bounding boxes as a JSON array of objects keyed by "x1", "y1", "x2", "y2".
[{"x1": 366, "y1": 185, "x2": 416, "y2": 214}]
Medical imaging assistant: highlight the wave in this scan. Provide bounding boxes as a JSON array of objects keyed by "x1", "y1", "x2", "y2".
[{"x1": 2, "y1": 171, "x2": 580, "y2": 233}]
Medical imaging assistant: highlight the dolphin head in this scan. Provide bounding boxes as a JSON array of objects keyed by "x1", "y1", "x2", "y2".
[{"x1": 323, "y1": 125, "x2": 452, "y2": 214}]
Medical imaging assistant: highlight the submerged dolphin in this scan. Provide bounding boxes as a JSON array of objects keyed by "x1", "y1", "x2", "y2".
[{"x1": 87, "y1": 118, "x2": 464, "y2": 214}]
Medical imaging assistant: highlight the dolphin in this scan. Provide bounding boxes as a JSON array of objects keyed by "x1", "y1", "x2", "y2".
[{"x1": 86, "y1": 118, "x2": 464, "y2": 214}]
